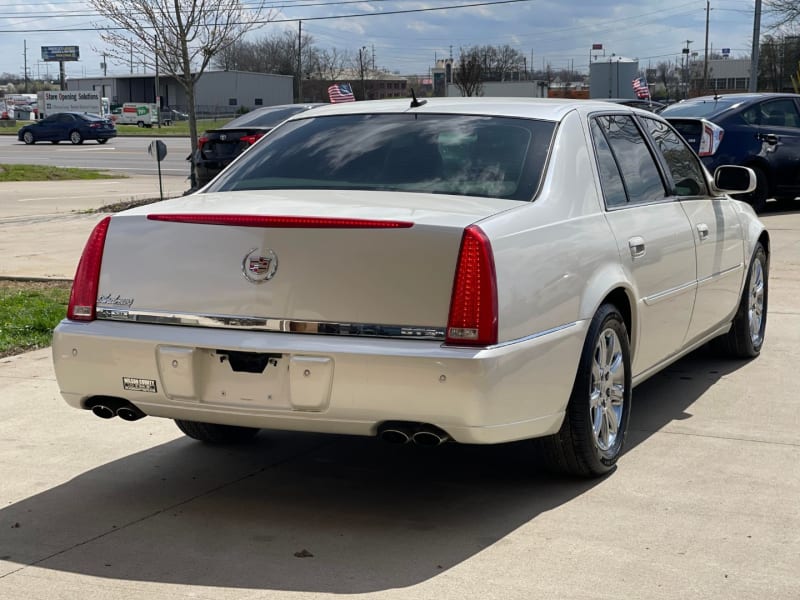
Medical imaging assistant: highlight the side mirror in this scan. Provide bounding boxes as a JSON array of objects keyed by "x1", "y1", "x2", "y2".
[{"x1": 714, "y1": 165, "x2": 756, "y2": 194}]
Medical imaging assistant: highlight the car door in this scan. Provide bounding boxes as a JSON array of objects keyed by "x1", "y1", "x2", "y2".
[
  {"x1": 35, "y1": 115, "x2": 60, "y2": 141},
  {"x1": 753, "y1": 98, "x2": 800, "y2": 198},
  {"x1": 590, "y1": 114, "x2": 697, "y2": 377},
  {"x1": 640, "y1": 116, "x2": 745, "y2": 344}
]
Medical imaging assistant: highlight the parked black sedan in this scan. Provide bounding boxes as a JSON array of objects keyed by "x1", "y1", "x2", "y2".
[
  {"x1": 193, "y1": 104, "x2": 321, "y2": 188},
  {"x1": 661, "y1": 93, "x2": 800, "y2": 212},
  {"x1": 18, "y1": 112, "x2": 117, "y2": 145}
]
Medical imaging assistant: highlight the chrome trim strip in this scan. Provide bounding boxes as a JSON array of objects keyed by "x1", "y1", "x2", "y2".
[
  {"x1": 697, "y1": 262, "x2": 744, "y2": 287},
  {"x1": 642, "y1": 280, "x2": 697, "y2": 306},
  {"x1": 96, "y1": 308, "x2": 446, "y2": 341},
  {"x1": 485, "y1": 321, "x2": 580, "y2": 350}
]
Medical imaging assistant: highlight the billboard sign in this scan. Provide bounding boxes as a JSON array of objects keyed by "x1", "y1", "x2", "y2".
[{"x1": 41, "y1": 46, "x2": 80, "y2": 62}]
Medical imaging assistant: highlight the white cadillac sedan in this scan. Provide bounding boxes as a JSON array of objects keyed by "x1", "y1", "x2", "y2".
[{"x1": 52, "y1": 98, "x2": 769, "y2": 477}]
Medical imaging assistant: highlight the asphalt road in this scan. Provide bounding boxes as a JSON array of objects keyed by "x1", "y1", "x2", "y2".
[{"x1": 0, "y1": 134, "x2": 192, "y2": 178}]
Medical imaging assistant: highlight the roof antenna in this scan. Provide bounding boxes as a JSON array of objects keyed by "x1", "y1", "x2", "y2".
[{"x1": 410, "y1": 88, "x2": 427, "y2": 108}]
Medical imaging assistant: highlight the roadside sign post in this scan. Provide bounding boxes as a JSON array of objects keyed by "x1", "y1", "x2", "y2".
[{"x1": 147, "y1": 140, "x2": 168, "y2": 201}]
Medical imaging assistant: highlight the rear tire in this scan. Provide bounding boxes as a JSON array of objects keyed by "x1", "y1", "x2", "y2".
[
  {"x1": 174, "y1": 419, "x2": 260, "y2": 444},
  {"x1": 535, "y1": 304, "x2": 632, "y2": 477},
  {"x1": 97, "y1": 139, "x2": 108, "y2": 144},
  {"x1": 714, "y1": 243, "x2": 768, "y2": 358}
]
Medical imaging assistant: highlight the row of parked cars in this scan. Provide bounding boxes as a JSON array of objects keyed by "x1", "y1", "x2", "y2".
[{"x1": 10, "y1": 93, "x2": 800, "y2": 213}]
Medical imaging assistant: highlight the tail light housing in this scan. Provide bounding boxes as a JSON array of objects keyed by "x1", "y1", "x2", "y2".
[
  {"x1": 67, "y1": 216, "x2": 111, "y2": 321},
  {"x1": 197, "y1": 135, "x2": 209, "y2": 152},
  {"x1": 446, "y1": 225, "x2": 498, "y2": 346},
  {"x1": 698, "y1": 119, "x2": 724, "y2": 157},
  {"x1": 240, "y1": 132, "x2": 266, "y2": 145}
]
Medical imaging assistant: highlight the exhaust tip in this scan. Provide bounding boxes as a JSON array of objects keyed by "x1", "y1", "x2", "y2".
[
  {"x1": 378, "y1": 428, "x2": 411, "y2": 444},
  {"x1": 412, "y1": 429, "x2": 449, "y2": 447},
  {"x1": 91, "y1": 405, "x2": 116, "y2": 419},
  {"x1": 116, "y1": 406, "x2": 145, "y2": 422}
]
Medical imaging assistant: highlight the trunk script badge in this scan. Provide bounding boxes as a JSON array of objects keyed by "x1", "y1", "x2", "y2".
[{"x1": 242, "y1": 248, "x2": 278, "y2": 283}]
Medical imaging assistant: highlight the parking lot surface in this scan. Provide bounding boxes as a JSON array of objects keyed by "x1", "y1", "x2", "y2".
[{"x1": 0, "y1": 179, "x2": 798, "y2": 599}]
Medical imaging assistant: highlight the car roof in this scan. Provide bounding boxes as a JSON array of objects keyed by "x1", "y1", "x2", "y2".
[
  {"x1": 283, "y1": 97, "x2": 645, "y2": 123},
  {"x1": 677, "y1": 92, "x2": 800, "y2": 104}
]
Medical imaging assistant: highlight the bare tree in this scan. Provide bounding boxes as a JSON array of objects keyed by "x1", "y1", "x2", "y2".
[
  {"x1": 766, "y1": 1, "x2": 800, "y2": 28},
  {"x1": 453, "y1": 48, "x2": 483, "y2": 97},
  {"x1": 89, "y1": 0, "x2": 273, "y2": 187}
]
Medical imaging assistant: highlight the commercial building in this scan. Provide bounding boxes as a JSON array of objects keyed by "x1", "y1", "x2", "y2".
[{"x1": 66, "y1": 70, "x2": 294, "y2": 115}]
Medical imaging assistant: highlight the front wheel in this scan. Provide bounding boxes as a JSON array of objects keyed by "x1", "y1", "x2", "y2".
[
  {"x1": 714, "y1": 243, "x2": 768, "y2": 358},
  {"x1": 69, "y1": 130, "x2": 83, "y2": 145},
  {"x1": 174, "y1": 419, "x2": 260, "y2": 444},
  {"x1": 22, "y1": 131, "x2": 35, "y2": 144},
  {"x1": 97, "y1": 138, "x2": 108, "y2": 145},
  {"x1": 535, "y1": 304, "x2": 632, "y2": 477}
]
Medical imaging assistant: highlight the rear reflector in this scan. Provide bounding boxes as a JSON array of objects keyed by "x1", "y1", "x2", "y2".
[
  {"x1": 446, "y1": 225, "x2": 498, "y2": 347},
  {"x1": 67, "y1": 216, "x2": 111, "y2": 321},
  {"x1": 147, "y1": 214, "x2": 414, "y2": 229}
]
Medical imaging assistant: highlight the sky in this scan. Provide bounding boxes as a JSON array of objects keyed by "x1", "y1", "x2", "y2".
[{"x1": 0, "y1": 0, "x2": 770, "y2": 81}]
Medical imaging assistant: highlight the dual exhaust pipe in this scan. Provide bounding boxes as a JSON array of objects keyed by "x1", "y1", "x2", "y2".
[
  {"x1": 378, "y1": 422, "x2": 450, "y2": 447},
  {"x1": 89, "y1": 398, "x2": 146, "y2": 422}
]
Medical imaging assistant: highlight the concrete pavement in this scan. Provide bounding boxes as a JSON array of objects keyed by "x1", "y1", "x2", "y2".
[
  {"x1": 0, "y1": 174, "x2": 189, "y2": 279},
  {"x1": 0, "y1": 179, "x2": 798, "y2": 599}
]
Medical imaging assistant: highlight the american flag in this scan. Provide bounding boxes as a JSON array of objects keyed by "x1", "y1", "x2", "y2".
[
  {"x1": 328, "y1": 83, "x2": 355, "y2": 103},
  {"x1": 632, "y1": 77, "x2": 650, "y2": 100}
]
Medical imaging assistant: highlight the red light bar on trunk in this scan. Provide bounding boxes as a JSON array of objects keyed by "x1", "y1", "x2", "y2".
[{"x1": 147, "y1": 214, "x2": 414, "y2": 228}]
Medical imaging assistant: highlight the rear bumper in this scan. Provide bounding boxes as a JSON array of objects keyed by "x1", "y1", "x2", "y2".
[{"x1": 52, "y1": 319, "x2": 586, "y2": 444}]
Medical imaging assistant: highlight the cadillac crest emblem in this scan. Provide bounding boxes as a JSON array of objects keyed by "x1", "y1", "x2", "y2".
[{"x1": 242, "y1": 248, "x2": 278, "y2": 283}]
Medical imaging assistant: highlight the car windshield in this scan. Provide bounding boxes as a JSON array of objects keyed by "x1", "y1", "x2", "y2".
[
  {"x1": 660, "y1": 98, "x2": 742, "y2": 118},
  {"x1": 207, "y1": 113, "x2": 555, "y2": 201},
  {"x1": 223, "y1": 106, "x2": 313, "y2": 129}
]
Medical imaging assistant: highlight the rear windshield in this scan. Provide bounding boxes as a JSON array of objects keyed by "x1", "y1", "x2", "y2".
[
  {"x1": 207, "y1": 113, "x2": 556, "y2": 201},
  {"x1": 660, "y1": 99, "x2": 741, "y2": 118},
  {"x1": 224, "y1": 106, "x2": 313, "y2": 129}
]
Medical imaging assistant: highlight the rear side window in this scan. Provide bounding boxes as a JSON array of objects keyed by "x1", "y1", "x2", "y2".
[
  {"x1": 641, "y1": 117, "x2": 708, "y2": 197},
  {"x1": 591, "y1": 114, "x2": 666, "y2": 206},
  {"x1": 209, "y1": 114, "x2": 556, "y2": 201}
]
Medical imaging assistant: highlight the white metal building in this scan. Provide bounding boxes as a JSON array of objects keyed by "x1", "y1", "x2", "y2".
[{"x1": 66, "y1": 70, "x2": 294, "y2": 115}]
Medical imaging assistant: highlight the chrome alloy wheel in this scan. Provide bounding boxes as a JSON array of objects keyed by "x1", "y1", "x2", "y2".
[
  {"x1": 748, "y1": 257, "x2": 765, "y2": 346},
  {"x1": 590, "y1": 327, "x2": 626, "y2": 453}
]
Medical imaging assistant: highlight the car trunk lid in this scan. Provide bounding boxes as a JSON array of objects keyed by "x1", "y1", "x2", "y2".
[{"x1": 94, "y1": 190, "x2": 522, "y2": 334}]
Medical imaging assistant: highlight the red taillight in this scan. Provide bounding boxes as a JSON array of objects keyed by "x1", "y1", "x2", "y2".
[
  {"x1": 698, "y1": 120, "x2": 724, "y2": 157},
  {"x1": 67, "y1": 216, "x2": 111, "y2": 321},
  {"x1": 146, "y1": 214, "x2": 413, "y2": 228},
  {"x1": 446, "y1": 225, "x2": 498, "y2": 346},
  {"x1": 240, "y1": 132, "x2": 265, "y2": 145},
  {"x1": 197, "y1": 135, "x2": 209, "y2": 151}
]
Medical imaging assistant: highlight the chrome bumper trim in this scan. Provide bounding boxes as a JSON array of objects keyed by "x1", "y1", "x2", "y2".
[{"x1": 96, "y1": 308, "x2": 446, "y2": 341}]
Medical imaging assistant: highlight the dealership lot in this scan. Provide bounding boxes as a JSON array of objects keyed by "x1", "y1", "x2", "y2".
[{"x1": 0, "y1": 179, "x2": 798, "y2": 598}]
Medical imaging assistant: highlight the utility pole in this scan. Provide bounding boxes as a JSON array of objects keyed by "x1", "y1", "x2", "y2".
[
  {"x1": 155, "y1": 33, "x2": 161, "y2": 129},
  {"x1": 103, "y1": 52, "x2": 107, "y2": 76},
  {"x1": 683, "y1": 40, "x2": 693, "y2": 98},
  {"x1": 297, "y1": 20, "x2": 302, "y2": 103},
  {"x1": 359, "y1": 46, "x2": 367, "y2": 100},
  {"x1": 23, "y1": 40, "x2": 29, "y2": 93},
  {"x1": 703, "y1": 1, "x2": 711, "y2": 94},
  {"x1": 750, "y1": 0, "x2": 761, "y2": 92}
]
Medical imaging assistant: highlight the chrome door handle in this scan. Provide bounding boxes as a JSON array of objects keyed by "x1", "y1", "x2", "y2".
[
  {"x1": 628, "y1": 236, "x2": 646, "y2": 258},
  {"x1": 697, "y1": 223, "x2": 709, "y2": 240}
]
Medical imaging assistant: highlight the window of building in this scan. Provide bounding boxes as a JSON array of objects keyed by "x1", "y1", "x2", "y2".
[
  {"x1": 254, "y1": 98, "x2": 263, "y2": 106},
  {"x1": 228, "y1": 98, "x2": 237, "y2": 106}
]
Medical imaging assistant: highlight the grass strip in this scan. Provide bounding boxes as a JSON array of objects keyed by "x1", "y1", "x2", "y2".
[
  {"x1": 0, "y1": 163, "x2": 121, "y2": 182},
  {"x1": 0, "y1": 280, "x2": 72, "y2": 358}
]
